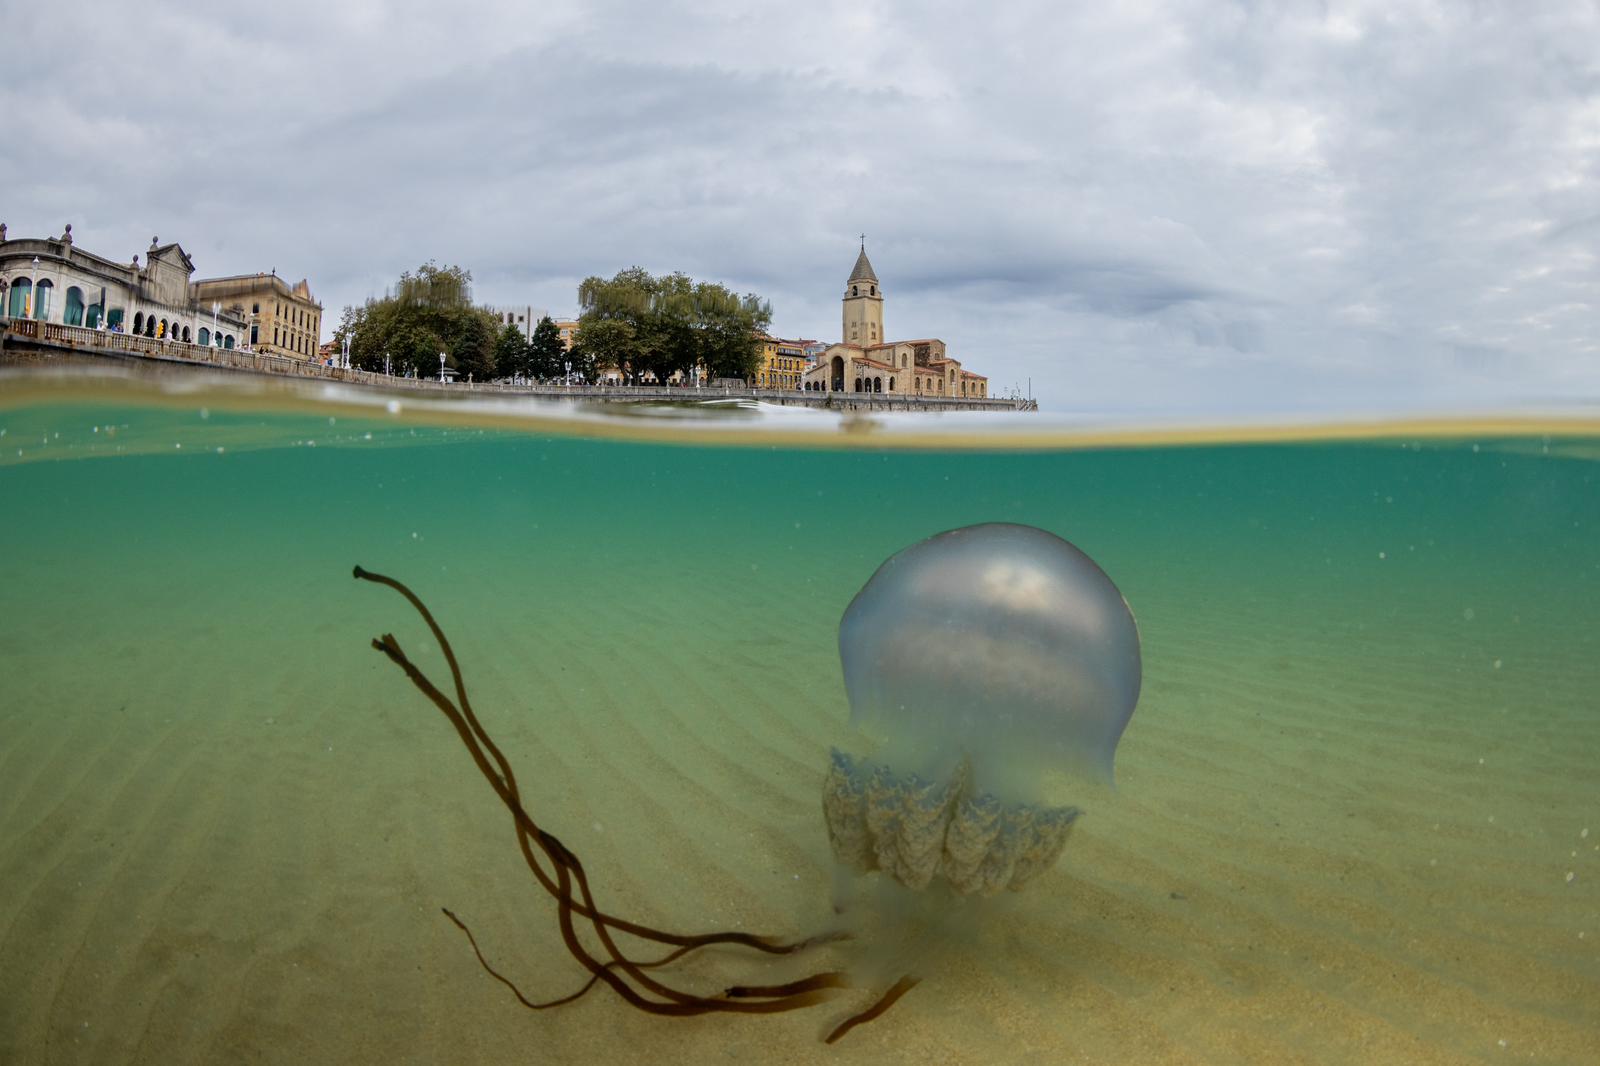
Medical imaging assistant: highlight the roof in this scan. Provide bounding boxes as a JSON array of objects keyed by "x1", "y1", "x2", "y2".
[
  {"x1": 149, "y1": 242, "x2": 195, "y2": 272},
  {"x1": 192, "y1": 272, "x2": 322, "y2": 307},
  {"x1": 848, "y1": 245, "x2": 878, "y2": 285}
]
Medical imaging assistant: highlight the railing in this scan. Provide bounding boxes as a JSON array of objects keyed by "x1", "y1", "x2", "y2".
[{"x1": 1, "y1": 315, "x2": 1030, "y2": 409}]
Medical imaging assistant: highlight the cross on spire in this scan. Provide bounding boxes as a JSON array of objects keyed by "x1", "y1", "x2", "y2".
[{"x1": 859, "y1": 233, "x2": 866, "y2": 249}]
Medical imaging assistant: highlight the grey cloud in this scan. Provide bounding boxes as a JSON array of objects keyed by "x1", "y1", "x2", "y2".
[{"x1": 5, "y1": 0, "x2": 1597, "y2": 412}]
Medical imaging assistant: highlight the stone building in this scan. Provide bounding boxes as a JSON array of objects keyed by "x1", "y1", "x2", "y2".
[
  {"x1": 191, "y1": 272, "x2": 322, "y2": 361},
  {"x1": 800, "y1": 243, "x2": 988, "y2": 397},
  {"x1": 0, "y1": 224, "x2": 248, "y2": 348}
]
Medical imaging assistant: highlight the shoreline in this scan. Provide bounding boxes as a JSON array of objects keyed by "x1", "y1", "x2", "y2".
[{"x1": 0, "y1": 317, "x2": 1027, "y2": 414}]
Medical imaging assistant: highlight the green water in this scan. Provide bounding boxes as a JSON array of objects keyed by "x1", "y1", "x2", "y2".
[{"x1": 1, "y1": 394, "x2": 1597, "y2": 1064}]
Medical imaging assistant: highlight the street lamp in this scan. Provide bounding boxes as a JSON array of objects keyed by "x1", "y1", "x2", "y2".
[
  {"x1": 211, "y1": 301, "x2": 220, "y2": 346},
  {"x1": 564, "y1": 360, "x2": 571, "y2": 388},
  {"x1": 439, "y1": 351, "x2": 447, "y2": 383},
  {"x1": 383, "y1": 350, "x2": 391, "y2": 377},
  {"x1": 29, "y1": 256, "x2": 39, "y2": 319},
  {"x1": 341, "y1": 333, "x2": 351, "y2": 370}
]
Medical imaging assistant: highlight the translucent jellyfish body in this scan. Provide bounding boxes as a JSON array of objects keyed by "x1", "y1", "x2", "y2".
[{"x1": 822, "y1": 523, "x2": 1141, "y2": 896}]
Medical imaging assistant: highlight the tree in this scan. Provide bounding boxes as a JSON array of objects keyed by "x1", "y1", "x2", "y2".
[
  {"x1": 332, "y1": 261, "x2": 499, "y2": 381},
  {"x1": 576, "y1": 268, "x2": 771, "y2": 384},
  {"x1": 494, "y1": 323, "x2": 527, "y2": 381},
  {"x1": 528, "y1": 315, "x2": 566, "y2": 380},
  {"x1": 570, "y1": 317, "x2": 633, "y2": 382}
]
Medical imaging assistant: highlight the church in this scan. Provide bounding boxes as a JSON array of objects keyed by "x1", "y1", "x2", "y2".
[{"x1": 801, "y1": 243, "x2": 988, "y2": 398}]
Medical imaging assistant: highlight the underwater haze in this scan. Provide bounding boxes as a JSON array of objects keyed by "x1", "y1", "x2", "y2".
[{"x1": 1, "y1": 376, "x2": 1598, "y2": 1065}]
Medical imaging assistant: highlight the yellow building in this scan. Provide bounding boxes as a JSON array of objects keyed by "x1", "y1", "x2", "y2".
[
  {"x1": 754, "y1": 335, "x2": 807, "y2": 389},
  {"x1": 801, "y1": 244, "x2": 989, "y2": 397},
  {"x1": 555, "y1": 319, "x2": 579, "y2": 350},
  {"x1": 191, "y1": 272, "x2": 323, "y2": 360}
]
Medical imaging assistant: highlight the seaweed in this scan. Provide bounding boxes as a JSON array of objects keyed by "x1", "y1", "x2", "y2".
[{"x1": 353, "y1": 565, "x2": 915, "y2": 1043}]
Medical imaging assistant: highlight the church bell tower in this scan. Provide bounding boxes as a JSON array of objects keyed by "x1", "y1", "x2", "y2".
[{"x1": 841, "y1": 240, "x2": 884, "y2": 347}]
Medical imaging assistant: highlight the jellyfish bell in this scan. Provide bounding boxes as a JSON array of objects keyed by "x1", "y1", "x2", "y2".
[{"x1": 823, "y1": 523, "x2": 1141, "y2": 898}]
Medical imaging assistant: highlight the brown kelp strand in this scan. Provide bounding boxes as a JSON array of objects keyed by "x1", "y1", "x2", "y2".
[
  {"x1": 355, "y1": 565, "x2": 916, "y2": 1039},
  {"x1": 823, "y1": 975, "x2": 922, "y2": 1045}
]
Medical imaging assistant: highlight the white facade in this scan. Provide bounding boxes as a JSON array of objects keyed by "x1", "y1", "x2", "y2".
[
  {"x1": 0, "y1": 225, "x2": 249, "y2": 349},
  {"x1": 487, "y1": 304, "x2": 551, "y2": 340}
]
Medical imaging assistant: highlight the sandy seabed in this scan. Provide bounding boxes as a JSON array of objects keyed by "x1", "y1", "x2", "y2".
[{"x1": 2, "y1": 548, "x2": 1597, "y2": 1066}]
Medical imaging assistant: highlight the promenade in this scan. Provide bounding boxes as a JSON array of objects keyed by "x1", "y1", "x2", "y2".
[{"x1": 0, "y1": 316, "x2": 1034, "y2": 412}]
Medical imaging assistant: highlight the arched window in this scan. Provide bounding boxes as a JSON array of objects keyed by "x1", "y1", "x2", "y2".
[
  {"x1": 224, "y1": 335, "x2": 234, "y2": 349},
  {"x1": 182, "y1": 325, "x2": 192, "y2": 342},
  {"x1": 851, "y1": 286, "x2": 858, "y2": 296},
  {"x1": 888, "y1": 377, "x2": 895, "y2": 391},
  {"x1": 874, "y1": 377, "x2": 882, "y2": 393},
  {"x1": 133, "y1": 311, "x2": 145, "y2": 335},
  {"x1": 86, "y1": 303, "x2": 103, "y2": 328},
  {"x1": 7, "y1": 278, "x2": 30, "y2": 318},
  {"x1": 198, "y1": 327, "x2": 211, "y2": 346},
  {"x1": 33, "y1": 279, "x2": 53, "y2": 320},
  {"x1": 870, "y1": 286, "x2": 876, "y2": 296},
  {"x1": 107, "y1": 308, "x2": 124, "y2": 330},
  {"x1": 65, "y1": 287, "x2": 85, "y2": 326},
  {"x1": 146, "y1": 315, "x2": 157, "y2": 337}
]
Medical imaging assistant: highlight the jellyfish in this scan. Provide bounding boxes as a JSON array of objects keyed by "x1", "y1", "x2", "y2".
[{"x1": 822, "y1": 523, "x2": 1142, "y2": 898}]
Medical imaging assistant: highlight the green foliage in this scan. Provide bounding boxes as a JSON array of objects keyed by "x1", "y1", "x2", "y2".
[
  {"x1": 333, "y1": 261, "x2": 498, "y2": 380},
  {"x1": 495, "y1": 323, "x2": 529, "y2": 380},
  {"x1": 570, "y1": 317, "x2": 631, "y2": 381},
  {"x1": 575, "y1": 268, "x2": 771, "y2": 383},
  {"x1": 528, "y1": 315, "x2": 566, "y2": 380}
]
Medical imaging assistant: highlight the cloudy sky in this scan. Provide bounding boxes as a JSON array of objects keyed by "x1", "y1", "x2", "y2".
[{"x1": 6, "y1": 1, "x2": 1596, "y2": 411}]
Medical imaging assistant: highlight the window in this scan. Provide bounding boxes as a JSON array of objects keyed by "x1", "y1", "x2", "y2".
[
  {"x1": 250, "y1": 325, "x2": 259, "y2": 344},
  {"x1": 65, "y1": 286, "x2": 85, "y2": 326},
  {"x1": 7, "y1": 277, "x2": 30, "y2": 318},
  {"x1": 252, "y1": 302, "x2": 259, "y2": 314},
  {"x1": 274, "y1": 327, "x2": 279, "y2": 345},
  {"x1": 199, "y1": 327, "x2": 211, "y2": 346},
  {"x1": 33, "y1": 279, "x2": 53, "y2": 320}
]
